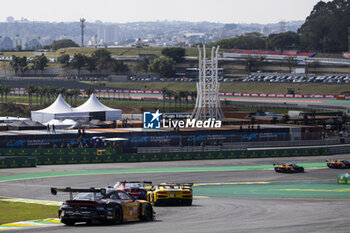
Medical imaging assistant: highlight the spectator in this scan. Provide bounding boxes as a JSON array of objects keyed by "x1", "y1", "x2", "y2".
[{"x1": 52, "y1": 124, "x2": 56, "y2": 134}]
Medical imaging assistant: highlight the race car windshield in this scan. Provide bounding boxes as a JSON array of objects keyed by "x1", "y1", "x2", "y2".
[
  {"x1": 73, "y1": 193, "x2": 103, "y2": 201},
  {"x1": 125, "y1": 183, "x2": 141, "y2": 188}
]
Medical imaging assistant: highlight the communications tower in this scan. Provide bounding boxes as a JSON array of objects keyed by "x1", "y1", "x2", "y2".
[{"x1": 192, "y1": 45, "x2": 224, "y2": 120}]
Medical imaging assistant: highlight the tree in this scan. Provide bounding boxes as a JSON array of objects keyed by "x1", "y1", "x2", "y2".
[
  {"x1": 10, "y1": 55, "x2": 20, "y2": 75},
  {"x1": 213, "y1": 32, "x2": 267, "y2": 50},
  {"x1": 111, "y1": 60, "x2": 129, "y2": 74},
  {"x1": 50, "y1": 39, "x2": 79, "y2": 50},
  {"x1": 136, "y1": 57, "x2": 150, "y2": 73},
  {"x1": 245, "y1": 56, "x2": 264, "y2": 73},
  {"x1": 26, "y1": 84, "x2": 37, "y2": 106},
  {"x1": 268, "y1": 31, "x2": 300, "y2": 52},
  {"x1": 162, "y1": 87, "x2": 168, "y2": 111},
  {"x1": 57, "y1": 54, "x2": 70, "y2": 66},
  {"x1": 161, "y1": 47, "x2": 186, "y2": 64},
  {"x1": 1, "y1": 85, "x2": 10, "y2": 103},
  {"x1": 33, "y1": 54, "x2": 48, "y2": 75},
  {"x1": 71, "y1": 53, "x2": 85, "y2": 76},
  {"x1": 286, "y1": 56, "x2": 297, "y2": 73},
  {"x1": 86, "y1": 87, "x2": 94, "y2": 96},
  {"x1": 92, "y1": 49, "x2": 113, "y2": 74},
  {"x1": 148, "y1": 56, "x2": 175, "y2": 77},
  {"x1": 18, "y1": 56, "x2": 28, "y2": 75},
  {"x1": 298, "y1": 0, "x2": 350, "y2": 53},
  {"x1": 84, "y1": 56, "x2": 97, "y2": 75}
]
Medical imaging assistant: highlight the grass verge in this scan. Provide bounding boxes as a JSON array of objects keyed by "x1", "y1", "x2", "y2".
[{"x1": 0, "y1": 201, "x2": 59, "y2": 224}]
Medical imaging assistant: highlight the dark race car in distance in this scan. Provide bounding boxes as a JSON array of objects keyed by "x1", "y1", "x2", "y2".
[
  {"x1": 326, "y1": 160, "x2": 350, "y2": 169},
  {"x1": 51, "y1": 187, "x2": 154, "y2": 226},
  {"x1": 113, "y1": 181, "x2": 151, "y2": 200},
  {"x1": 273, "y1": 163, "x2": 304, "y2": 173}
]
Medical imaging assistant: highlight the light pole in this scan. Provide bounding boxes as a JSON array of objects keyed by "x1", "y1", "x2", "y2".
[{"x1": 80, "y1": 18, "x2": 86, "y2": 47}]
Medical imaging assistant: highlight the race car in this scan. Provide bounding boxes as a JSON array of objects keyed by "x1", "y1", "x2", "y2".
[
  {"x1": 326, "y1": 159, "x2": 350, "y2": 169},
  {"x1": 273, "y1": 163, "x2": 304, "y2": 173},
  {"x1": 51, "y1": 187, "x2": 154, "y2": 226},
  {"x1": 146, "y1": 183, "x2": 193, "y2": 206},
  {"x1": 113, "y1": 181, "x2": 151, "y2": 200}
]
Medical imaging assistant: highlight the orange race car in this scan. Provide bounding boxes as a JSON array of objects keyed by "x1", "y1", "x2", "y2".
[
  {"x1": 273, "y1": 163, "x2": 304, "y2": 173},
  {"x1": 326, "y1": 160, "x2": 350, "y2": 169}
]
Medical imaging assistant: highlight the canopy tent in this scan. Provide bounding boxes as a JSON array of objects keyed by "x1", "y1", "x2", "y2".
[
  {"x1": 73, "y1": 94, "x2": 122, "y2": 121},
  {"x1": 90, "y1": 119, "x2": 109, "y2": 128},
  {"x1": 31, "y1": 94, "x2": 82, "y2": 122},
  {"x1": 70, "y1": 120, "x2": 98, "y2": 129},
  {"x1": 31, "y1": 94, "x2": 122, "y2": 123},
  {"x1": 7, "y1": 120, "x2": 45, "y2": 130}
]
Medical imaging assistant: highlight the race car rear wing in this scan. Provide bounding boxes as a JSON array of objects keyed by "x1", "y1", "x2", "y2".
[
  {"x1": 119, "y1": 181, "x2": 152, "y2": 186},
  {"x1": 51, "y1": 187, "x2": 107, "y2": 201},
  {"x1": 158, "y1": 183, "x2": 193, "y2": 189}
]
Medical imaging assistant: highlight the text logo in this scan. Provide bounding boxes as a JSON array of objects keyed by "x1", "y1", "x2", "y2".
[{"x1": 143, "y1": 110, "x2": 162, "y2": 129}]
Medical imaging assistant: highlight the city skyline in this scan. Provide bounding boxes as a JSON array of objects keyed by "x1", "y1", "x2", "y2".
[{"x1": 2, "y1": 0, "x2": 330, "y2": 24}]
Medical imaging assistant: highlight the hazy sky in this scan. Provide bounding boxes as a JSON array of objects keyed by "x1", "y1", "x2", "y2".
[{"x1": 2, "y1": 0, "x2": 330, "y2": 24}]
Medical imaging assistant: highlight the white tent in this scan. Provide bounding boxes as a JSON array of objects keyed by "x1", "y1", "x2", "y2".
[
  {"x1": 31, "y1": 93, "x2": 122, "y2": 122},
  {"x1": 73, "y1": 93, "x2": 122, "y2": 121},
  {"x1": 31, "y1": 94, "x2": 82, "y2": 122}
]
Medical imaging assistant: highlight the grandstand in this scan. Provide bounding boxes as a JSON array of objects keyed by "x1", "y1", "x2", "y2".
[{"x1": 227, "y1": 49, "x2": 317, "y2": 57}]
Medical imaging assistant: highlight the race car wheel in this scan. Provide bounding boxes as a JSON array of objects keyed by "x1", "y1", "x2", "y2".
[
  {"x1": 184, "y1": 199, "x2": 192, "y2": 206},
  {"x1": 141, "y1": 204, "x2": 153, "y2": 221},
  {"x1": 112, "y1": 205, "x2": 123, "y2": 225},
  {"x1": 300, "y1": 167, "x2": 304, "y2": 173},
  {"x1": 61, "y1": 220, "x2": 75, "y2": 226}
]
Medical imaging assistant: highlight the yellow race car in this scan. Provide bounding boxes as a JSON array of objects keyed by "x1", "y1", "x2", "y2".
[{"x1": 146, "y1": 183, "x2": 193, "y2": 206}]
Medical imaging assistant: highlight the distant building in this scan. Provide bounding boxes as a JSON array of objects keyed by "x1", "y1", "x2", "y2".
[{"x1": 6, "y1": 16, "x2": 14, "y2": 23}]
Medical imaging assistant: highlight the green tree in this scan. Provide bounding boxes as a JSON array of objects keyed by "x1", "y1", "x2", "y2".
[
  {"x1": 111, "y1": 60, "x2": 129, "y2": 74},
  {"x1": 2, "y1": 85, "x2": 11, "y2": 103},
  {"x1": 18, "y1": 56, "x2": 28, "y2": 75},
  {"x1": 245, "y1": 56, "x2": 264, "y2": 73},
  {"x1": 268, "y1": 31, "x2": 300, "y2": 52},
  {"x1": 84, "y1": 56, "x2": 97, "y2": 76},
  {"x1": 298, "y1": 0, "x2": 350, "y2": 53},
  {"x1": 71, "y1": 53, "x2": 85, "y2": 77},
  {"x1": 33, "y1": 54, "x2": 48, "y2": 75},
  {"x1": 148, "y1": 56, "x2": 175, "y2": 77},
  {"x1": 286, "y1": 56, "x2": 297, "y2": 73},
  {"x1": 213, "y1": 32, "x2": 266, "y2": 49},
  {"x1": 92, "y1": 49, "x2": 113, "y2": 74},
  {"x1": 86, "y1": 87, "x2": 94, "y2": 96},
  {"x1": 161, "y1": 47, "x2": 186, "y2": 64},
  {"x1": 57, "y1": 54, "x2": 70, "y2": 66},
  {"x1": 26, "y1": 84, "x2": 37, "y2": 106},
  {"x1": 50, "y1": 39, "x2": 79, "y2": 50},
  {"x1": 10, "y1": 55, "x2": 20, "y2": 75},
  {"x1": 136, "y1": 57, "x2": 150, "y2": 73}
]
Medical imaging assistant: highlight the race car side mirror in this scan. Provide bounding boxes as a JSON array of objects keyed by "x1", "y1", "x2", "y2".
[{"x1": 51, "y1": 188, "x2": 57, "y2": 195}]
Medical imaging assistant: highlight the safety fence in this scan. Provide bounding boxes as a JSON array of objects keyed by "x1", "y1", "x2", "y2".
[
  {"x1": 0, "y1": 156, "x2": 36, "y2": 169},
  {"x1": 0, "y1": 147, "x2": 330, "y2": 169}
]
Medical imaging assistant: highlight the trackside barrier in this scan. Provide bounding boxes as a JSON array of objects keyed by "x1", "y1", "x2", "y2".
[
  {"x1": 0, "y1": 156, "x2": 36, "y2": 169},
  {"x1": 337, "y1": 174, "x2": 350, "y2": 184},
  {"x1": 0, "y1": 147, "x2": 330, "y2": 168}
]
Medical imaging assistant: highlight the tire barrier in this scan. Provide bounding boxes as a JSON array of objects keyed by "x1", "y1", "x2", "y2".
[
  {"x1": 337, "y1": 173, "x2": 350, "y2": 184},
  {"x1": 0, "y1": 147, "x2": 329, "y2": 169}
]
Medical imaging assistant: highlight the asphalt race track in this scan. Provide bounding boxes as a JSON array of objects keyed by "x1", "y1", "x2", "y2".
[{"x1": 1, "y1": 155, "x2": 350, "y2": 233}]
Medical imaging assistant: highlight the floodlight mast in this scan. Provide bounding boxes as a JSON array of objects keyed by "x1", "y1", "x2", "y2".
[
  {"x1": 80, "y1": 18, "x2": 86, "y2": 47},
  {"x1": 192, "y1": 45, "x2": 224, "y2": 120}
]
